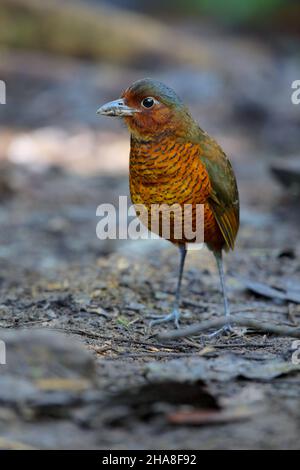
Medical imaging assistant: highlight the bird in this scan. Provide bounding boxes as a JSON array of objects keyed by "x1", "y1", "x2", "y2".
[{"x1": 97, "y1": 78, "x2": 239, "y2": 336}]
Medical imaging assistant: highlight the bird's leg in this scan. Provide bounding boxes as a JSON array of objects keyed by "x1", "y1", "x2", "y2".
[
  {"x1": 207, "y1": 251, "x2": 233, "y2": 338},
  {"x1": 150, "y1": 244, "x2": 187, "y2": 329}
]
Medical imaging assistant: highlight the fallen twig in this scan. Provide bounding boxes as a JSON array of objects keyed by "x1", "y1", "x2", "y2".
[
  {"x1": 118, "y1": 351, "x2": 212, "y2": 359},
  {"x1": 156, "y1": 315, "x2": 300, "y2": 341},
  {"x1": 243, "y1": 279, "x2": 300, "y2": 304},
  {"x1": 44, "y1": 326, "x2": 186, "y2": 351}
]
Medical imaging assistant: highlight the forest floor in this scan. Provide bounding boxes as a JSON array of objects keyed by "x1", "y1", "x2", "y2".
[
  {"x1": 0, "y1": 25, "x2": 300, "y2": 449},
  {"x1": 0, "y1": 164, "x2": 299, "y2": 450}
]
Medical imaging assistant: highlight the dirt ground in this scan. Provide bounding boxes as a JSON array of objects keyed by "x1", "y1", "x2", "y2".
[{"x1": 0, "y1": 26, "x2": 300, "y2": 449}]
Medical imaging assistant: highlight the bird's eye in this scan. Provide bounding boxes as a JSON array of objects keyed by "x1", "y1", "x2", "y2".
[{"x1": 141, "y1": 97, "x2": 155, "y2": 109}]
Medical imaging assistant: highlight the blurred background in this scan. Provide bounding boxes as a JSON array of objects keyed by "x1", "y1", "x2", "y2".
[{"x1": 0, "y1": 0, "x2": 299, "y2": 269}]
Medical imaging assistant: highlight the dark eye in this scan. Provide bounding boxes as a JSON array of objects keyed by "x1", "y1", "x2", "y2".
[{"x1": 142, "y1": 97, "x2": 155, "y2": 109}]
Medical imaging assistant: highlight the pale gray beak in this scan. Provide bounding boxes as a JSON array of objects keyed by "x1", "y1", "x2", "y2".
[{"x1": 96, "y1": 98, "x2": 139, "y2": 117}]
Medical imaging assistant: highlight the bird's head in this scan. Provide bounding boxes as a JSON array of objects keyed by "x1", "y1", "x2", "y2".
[{"x1": 97, "y1": 78, "x2": 196, "y2": 139}]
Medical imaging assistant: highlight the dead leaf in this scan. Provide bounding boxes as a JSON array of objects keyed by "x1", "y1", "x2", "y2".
[
  {"x1": 0, "y1": 437, "x2": 36, "y2": 450},
  {"x1": 146, "y1": 355, "x2": 300, "y2": 383},
  {"x1": 198, "y1": 346, "x2": 215, "y2": 356},
  {"x1": 35, "y1": 378, "x2": 91, "y2": 392},
  {"x1": 167, "y1": 406, "x2": 255, "y2": 426},
  {"x1": 243, "y1": 279, "x2": 300, "y2": 304}
]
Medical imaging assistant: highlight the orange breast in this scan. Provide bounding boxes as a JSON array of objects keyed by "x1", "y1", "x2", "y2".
[{"x1": 129, "y1": 136, "x2": 225, "y2": 249}]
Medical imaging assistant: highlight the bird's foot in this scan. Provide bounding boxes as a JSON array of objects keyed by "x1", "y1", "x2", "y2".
[
  {"x1": 149, "y1": 309, "x2": 180, "y2": 329},
  {"x1": 206, "y1": 323, "x2": 234, "y2": 339}
]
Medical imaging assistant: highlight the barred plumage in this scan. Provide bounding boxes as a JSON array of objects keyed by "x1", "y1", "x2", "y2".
[{"x1": 97, "y1": 78, "x2": 240, "y2": 335}]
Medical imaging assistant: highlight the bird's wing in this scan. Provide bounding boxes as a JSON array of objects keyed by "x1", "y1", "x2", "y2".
[{"x1": 197, "y1": 134, "x2": 239, "y2": 251}]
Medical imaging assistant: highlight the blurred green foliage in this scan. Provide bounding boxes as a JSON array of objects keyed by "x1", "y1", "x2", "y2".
[
  {"x1": 108, "y1": 0, "x2": 299, "y2": 32},
  {"x1": 178, "y1": 0, "x2": 284, "y2": 23},
  {"x1": 112, "y1": 0, "x2": 285, "y2": 23},
  {"x1": 0, "y1": 0, "x2": 218, "y2": 66},
  {"x1": 0, "y1": 0, "x2": 298, "y2": 63}
]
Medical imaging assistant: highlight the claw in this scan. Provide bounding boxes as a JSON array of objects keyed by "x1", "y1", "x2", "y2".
[
  {"x1": 149, "y1": 309, "x2": 180, "y2": 329},
  {"x1": 205, "y1": 323, "x2": 234, "y2": 339}
]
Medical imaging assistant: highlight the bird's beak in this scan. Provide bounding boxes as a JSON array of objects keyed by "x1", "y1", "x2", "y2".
[{"x1": 97, "y1": 98, "x2": 139, "y2": 117}]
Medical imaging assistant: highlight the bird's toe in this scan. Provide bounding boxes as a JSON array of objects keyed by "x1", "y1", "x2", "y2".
[
  {"x1": 149, "y1": 309, "x2": 180, "y2": 329},
  {"x1": 206, "y1": 323, "x2": 234, "y2": 339}
]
